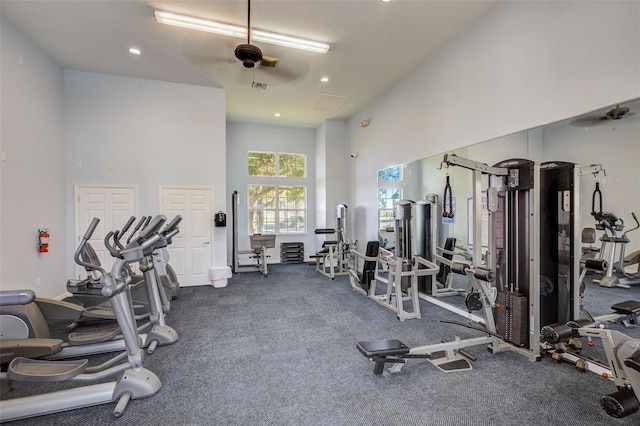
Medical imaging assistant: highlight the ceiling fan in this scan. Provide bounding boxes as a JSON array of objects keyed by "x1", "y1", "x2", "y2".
[
  {"x1": 181, "y1": 0, "x2": 309, "y2": 88},
  {"x1": 570, "y1": 104, "x2": 635, "y2": 128},
  {"x1": 234, "y1": 0, "x2": 265, "y2": 68}
]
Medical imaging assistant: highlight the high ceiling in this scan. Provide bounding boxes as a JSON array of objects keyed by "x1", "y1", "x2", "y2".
[{"x1": 1, "y1": 0, "x2": 497, "y2": 127}]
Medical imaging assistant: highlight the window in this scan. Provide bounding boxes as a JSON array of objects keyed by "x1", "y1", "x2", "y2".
[
  {"x1": 378, "y1": 187, "x2": 402, "y2": 232},
  {"x1": 377, "y1": 165, "x2": 403, "y2": 232},
  {"x1": 248, "y1": 151, "x2": 305, "y2": 178},
  {"x1": 247, "y1": 150, "x2": 307, "y2": 235},
  {"x1": 377, "y1": 166, "x2": 402, "y2": 181},
  {"x1": 248, "y1": 185, "x2": 306, "y2": 234}
]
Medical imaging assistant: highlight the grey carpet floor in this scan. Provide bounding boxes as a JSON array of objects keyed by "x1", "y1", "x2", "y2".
[{"x1": 3, "y1": 264, "x2": 640, "y2": 425}]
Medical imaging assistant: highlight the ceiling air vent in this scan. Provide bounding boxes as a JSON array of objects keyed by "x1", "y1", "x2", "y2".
[
  {"x1": 251, "y1": 81, "x2": 268, "y2": 91},
  {"x1": 312, "y1": 93, "x2": 350, "y2": 111}
]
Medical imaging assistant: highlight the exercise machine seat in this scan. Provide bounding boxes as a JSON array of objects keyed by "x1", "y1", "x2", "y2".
[{"x1": 611, "y1": 300, "x2": 640, "y2": 316}]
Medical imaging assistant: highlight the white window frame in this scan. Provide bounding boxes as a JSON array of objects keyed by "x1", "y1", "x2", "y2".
[
  {"x1": 248, "y1": 151, "x2": 307, "y2": 178},
  {"x1": 247, "y1": 185, "x2": 307, "y2": 235}
]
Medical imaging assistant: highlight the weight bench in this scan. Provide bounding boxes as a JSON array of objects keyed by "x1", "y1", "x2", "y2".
[
  {"x1": 357, "y1": 337, "x2": 480, "y2": 375},
  {"x1": 356, "y1": 340, "x2": 411, "y2": 375},
  {"x1": 611, "y1": 300, "x2": 640, "y2": 324}
]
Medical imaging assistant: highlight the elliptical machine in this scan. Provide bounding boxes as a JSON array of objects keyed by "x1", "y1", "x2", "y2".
[
  {"x1": 592, "y1": 211, "x2": 640, "y2": 288},
  {"x1": 0, "y1": 217, "x2": 167, "y2": 422},
  {"x1": 67, "y1": 215, "x2": 181, "y2": 308}
]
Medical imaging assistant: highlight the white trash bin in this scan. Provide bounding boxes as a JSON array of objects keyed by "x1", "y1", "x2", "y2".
[{"x1": 209, "y1": 266, "x2": 232, "y2": 288}]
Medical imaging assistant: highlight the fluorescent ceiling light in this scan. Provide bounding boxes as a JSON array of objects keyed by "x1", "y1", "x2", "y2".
[{"x1": 155, "y1": 10, "x2": 330, "y2": 54}]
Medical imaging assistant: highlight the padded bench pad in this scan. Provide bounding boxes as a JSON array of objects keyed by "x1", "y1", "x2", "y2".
[
  {"x1": 357, "y1": 339, "x2": 410, "y2": 358},
  {"x1": 611, "y1": 300, "x2": 640, "y2": 315}
]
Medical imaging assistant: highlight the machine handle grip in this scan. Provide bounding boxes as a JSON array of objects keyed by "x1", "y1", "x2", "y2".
[
  {"x1": 104, "y1": 231, "x2": 123, "y2": 258},
  {"x1": 119, "y1": 216, "x2": 136, "y2": 239},
  {"x1": 139, "y1": 215, "x2": 167, "y2": 241},
  {"x1": 163, "y1": 215, "x2": 183, "y2": 233},
  {"x1": 76, "y1": 218, "x2": 107, "y2": 275},
  {"x1": 83, "y1": 217, "x2": 100, "y2": 240},
  {"x1": 126, "y1": 216, "x2": 147, "y2": 244}
]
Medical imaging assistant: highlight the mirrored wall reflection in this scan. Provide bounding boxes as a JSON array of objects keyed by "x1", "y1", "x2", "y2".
[
  {"x1": 376, "y1": 97, "x2": 640, "y2": 315},
  {"x1": 377, "y1": 130, "x2": 534, "y2": 250}
]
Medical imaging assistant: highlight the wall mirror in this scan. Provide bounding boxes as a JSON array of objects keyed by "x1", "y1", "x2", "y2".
[{"x1": 376, "y1": 97, "x2": 640, "y2": 316}]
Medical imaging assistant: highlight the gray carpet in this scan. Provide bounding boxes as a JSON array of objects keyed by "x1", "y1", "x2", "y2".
[{"x1": 3, "y1": 263, "x2": 640, "y2": 425}]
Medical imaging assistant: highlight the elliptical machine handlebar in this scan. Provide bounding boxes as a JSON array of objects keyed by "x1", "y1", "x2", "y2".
[
  {"x1": 138, "y1": 215, "x2": 167, "y2": 243},
  {"x1": 75, "y1": 218, "x2": 107, "y2": 276},
  {"x1": 126, "y1": 216, "x2": 148, "y2": 244},
  {"x1": 162, "y1": 215, "x2": 182, "y2": 233},
  {"x1": 625, "y1": 212, "x2": 640, "y2": 237},
  {"x1": 118, "y1": 216, "x2": 136, "y2": 241},
  {"x1": 163, "y1": 228, "x2": 180, "y2": 241},
  {"x1": 104, "y1": 231, "x2": 123, "y2": 259},
  {"x1": 83, "y1": 217, "x2": 100, "y2": 240},
  {"x1": 592, "y1": 211, "x2": 624, "y2": 233},
  {"x1": 160, "y1": 215, "x2": 182, "y2": 244}
]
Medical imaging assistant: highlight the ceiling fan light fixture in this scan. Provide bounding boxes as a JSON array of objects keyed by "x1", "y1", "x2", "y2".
[{"x1": 155, "y1": 10, "x2": 330, "y2": 54}]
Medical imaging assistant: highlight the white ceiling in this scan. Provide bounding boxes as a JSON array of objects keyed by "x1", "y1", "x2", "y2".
[{"x1": 1, "y1": 0, "x2": 497, "y2": 127}]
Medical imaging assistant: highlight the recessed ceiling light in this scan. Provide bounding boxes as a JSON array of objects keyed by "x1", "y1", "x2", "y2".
[
  {"x1": 274, "y1": 113, "x2": 281, "y2": 118},
  {"x1": 128, "y1": 47, "x2": 142, "y2": 55},
  {"x1": 320, "y1": 77, "x2": 329, "y2": 83},
  {"x1": 382, "y1": 0, "x2": 391, "y2": 3}
]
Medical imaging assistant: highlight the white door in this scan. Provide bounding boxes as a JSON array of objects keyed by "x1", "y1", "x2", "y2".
[
  {"x1": 75, "y1": 185, "x2": 136, "y2": 279},
  {"x1": 160, "y1": 187, "x2": 213, "y2": 286}
]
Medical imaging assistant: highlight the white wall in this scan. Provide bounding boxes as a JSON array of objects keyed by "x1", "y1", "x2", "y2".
[
  {"x1": 322, "y1": 120, "x2": 350, "y2": 246},
  {"x1": 315, "y1": 122, "x2": 327, "y2": 233},
  {"x1": 348, "y1": 1, "x2": 640, "y2": 246},
  {"x1": 1, "y1": 17, "x2": 67, "y2": 298},
  {"x1": 64, "y1": 71, "x2": 227, "y2": 278},
  {"x1": 226, "y1": 121, "x2": 316, "y2": 262}
]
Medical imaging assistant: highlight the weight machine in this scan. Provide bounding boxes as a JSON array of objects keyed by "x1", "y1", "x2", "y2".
[
  {"x1": 348, "y1": 200, "x2": 439, "y2": 321},
  {"x1": 313, "y1": 204, "x2": 352, "y2": 280},
  {"x1": 357, "y1": 154, "x2": 548, "y2": 375},
  {"x1": 358, "y1": 155, "x2": 591, "y2": 375},
  {"x1": 541, "y1": 311, "x2": 640, "y2": 418}
]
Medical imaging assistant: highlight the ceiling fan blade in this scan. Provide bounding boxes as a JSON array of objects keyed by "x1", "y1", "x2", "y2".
[
  {"x1": 253, "y1": 57, "x2": 309, "y2": 85},
  {"x1": 569, "y1": 115, "x2": 608, "y2": 128}
]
